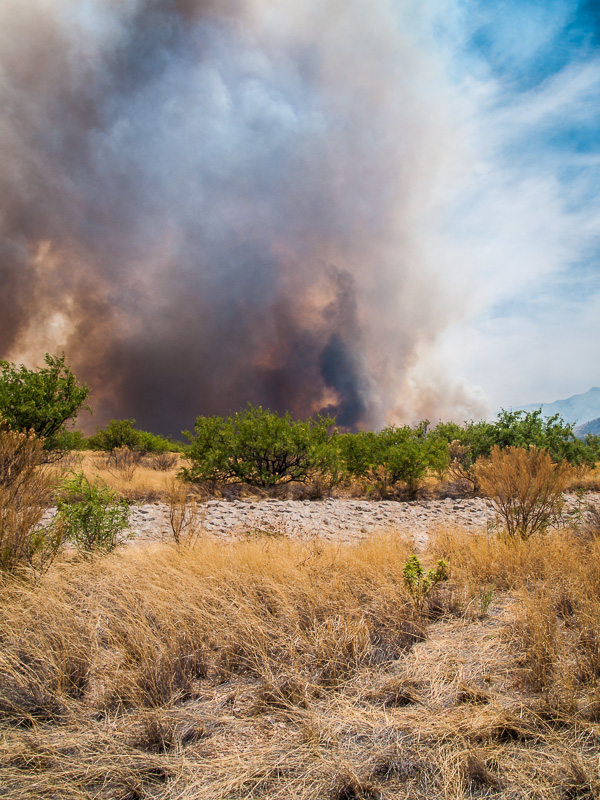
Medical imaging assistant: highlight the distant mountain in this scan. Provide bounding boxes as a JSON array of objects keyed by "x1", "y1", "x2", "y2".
[
  {"x1": 574, "y1": 417, "x2": 600, "y2": 439},
  {"x1": 514, "y1": 387, "x2": 600, "y2": 427}
]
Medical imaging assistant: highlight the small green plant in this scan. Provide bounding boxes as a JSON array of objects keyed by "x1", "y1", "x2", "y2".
[
  {"x1": 402, "y1": 554, "x2": 449, "y2": 610},
  {"x1": 479, "y1": 583, "x2": 495, "y2": 617},
  {"x1": 55, "y1": 473, "x2": 131, "y2": 554}
]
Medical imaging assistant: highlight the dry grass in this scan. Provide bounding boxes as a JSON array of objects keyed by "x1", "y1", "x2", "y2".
[
  {"x1": 52, "y1": 451, "x2": 188, "y2": 501},
  {"x1": 0, "y1": 429, "x2": 61, "y2": 574},
  {"x1": 3, "y1": 522, "x2": 600, "y2": 798},
  {"x1": 566, "y1": 465, "x2": 600, "y2": 493}
]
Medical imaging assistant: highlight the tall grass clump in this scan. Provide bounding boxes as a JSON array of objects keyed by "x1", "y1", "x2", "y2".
[
  {"x1": 0, "y1": 535, "x2": 421, "y2": 720},
  {"x1": 431, "y1": 522, "x2": 600, "y2": 708},
  {"x1": 512, "y1": 532, "x2": 600, "y2": 696},
  {"x1": 0, "y1": 426, "x2": 60, "y2": 575}
]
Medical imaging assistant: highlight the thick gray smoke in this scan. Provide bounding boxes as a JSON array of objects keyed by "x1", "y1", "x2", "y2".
[{"x1": 0, "y1": 0, "x2": 486, "y2": 435}]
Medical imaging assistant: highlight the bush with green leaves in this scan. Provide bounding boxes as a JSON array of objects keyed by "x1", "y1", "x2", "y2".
[
  {"x1": 380, "y1": 423, "x2": 449, "y2": 493},
  {"x1": 489, "y1": 409, "x2": 596, "y2": 465},
  {"x1": 88, "y1": 418, "x2": 183, "y2": 454},
  {"x1": 182, "y1": 404, "x2": 338, "y2": 486},
  {"x1": 434, "y1": 409, "x2": 598, "y2": 491},
  {"x1": 340, "y1": 422, "x2": 449, "y2": 496},
  {"x1": 402, "y1": 555, "x2": 449, "y2": 611},
  {"x1": 0, "y1": 353, "x2": 89, "y2": 451},
  {"x1": 55, "y1": 473, "x2": 130, "y2": 553}
]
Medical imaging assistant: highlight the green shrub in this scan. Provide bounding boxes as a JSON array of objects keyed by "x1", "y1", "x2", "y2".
[
  {"x1": 434, "y1": 410, "x2": 597, "y2": 491},
  {"x1": 182, "y1": 404, "x2": 338, "y2": 486},
  {"x1": 402, "y1": 555, "x2": 449, "y2": 611},
  {"x1": 338, "y1": 431, "x2": 379, "y2": 480},
  {"x1": 380, "y1": 423, "x2": 449, "y2": 494},
  {"x1": 0, "y1": 353, "x2": 89, "y2": 452},
  {"x1": 88, "y1": 419, "x2": 182, "y2": 454},
  {"x1": 340, "y1": 422, "x2": 449, "y2": 496},
  {"x1": 55, "y1": 473, "x2": 130, "y2": 553},
  {"x1": 50, "y1": 428, "x2": 88, "y2": 452},
  {"x1": 435, "y1": 410, "x2": 596, "y2": 469}
]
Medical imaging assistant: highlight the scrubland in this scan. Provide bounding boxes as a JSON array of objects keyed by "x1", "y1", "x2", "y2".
[
  {"x1": 3, "y1": 508, "x2": 600, "y2": 799},
  {"x1": 54, "y1": 448, "x2": 600, "y2": 503},
  {"x1": 4, "y1": 355, "x2": 600, "y2": 796},
  {"x1": 3, "y1": 416, "x2": 600, "y2": 798}
]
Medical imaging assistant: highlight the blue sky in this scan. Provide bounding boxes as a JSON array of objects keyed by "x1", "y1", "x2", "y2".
[{"x1": 426, "y1": 0, "x2": 600, "y2": 410}]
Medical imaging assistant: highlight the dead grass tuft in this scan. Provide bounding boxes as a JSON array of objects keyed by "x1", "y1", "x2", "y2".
[
  {"x1": 363, "y1": 676, "x2": 424, "y2": 708},
  {"x1": 330, "y1": 772, "x2": 381, "y2": 800}
]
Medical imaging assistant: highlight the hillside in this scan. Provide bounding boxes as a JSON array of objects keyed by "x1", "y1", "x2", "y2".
[
  {"x1": 515, "y1": 386, "x2": 600, "y2": 426},
  {"x1": 575, "y1": 417, "x2": 600, "y2": 439}
]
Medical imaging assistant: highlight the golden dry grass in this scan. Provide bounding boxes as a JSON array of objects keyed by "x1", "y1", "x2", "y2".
[
  {"x1": 566, "y1": 464, "x2": 600, "y2": 493},
  {"x1": 51, "y1": 450, "x2": 188, "y2": 501},
  {"x1": 3, "y1": 524, "x2": 600, "y2": 799}
]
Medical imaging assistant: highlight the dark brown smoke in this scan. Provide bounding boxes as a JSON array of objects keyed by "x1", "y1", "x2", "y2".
[{"x1": 0, "y1": 0, "x2": 485, "y2": 436}]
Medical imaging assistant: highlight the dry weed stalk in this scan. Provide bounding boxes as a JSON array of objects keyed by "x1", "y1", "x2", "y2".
[
  {"x1": 104, "y1": 445, "x2": 142, "y2": 481},
  {"x1": 167, "y1": 479, "x2": 204, "y2": 544},
  {"x1": 145, "y1": 451, "x2": 178, "y2": 471}
]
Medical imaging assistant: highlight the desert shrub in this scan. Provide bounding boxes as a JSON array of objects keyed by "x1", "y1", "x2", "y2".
[
  {"x1": 0, "y1": 427, "x2": 61, "y2": 574},
  {"x1": 339, "y1": 430, "x2": 379, "y2": 479},
  {"x1": 340, "y1": 422, "x2": 449, "y2": 496},
  {"x1": 446, "y1": 438, "x2": 479, "y2": 492},
  {"x1": 182, "y1": 404, "x2": 338, "y2": 486},
  {"x1": 381, "y1": 423, "x2": 449, "y2": 493},
  {"x1": 435, "y1": 410, "x2": 597, "y2": 491},
  {"x1": 88, "y1": 419, "x2": 182, "y2": 454},
  {"x1": 88, "y1": 418, "x2": 141, "y2": 451},
  {"x1": 0, "y1": 353, "x2": 89, "y2": 452},
  {"x1": 49, "y1": 428, "x2": 88, "y2": 451},
  {"x1": 55, "y1": 473, "x2": 130, "y2": 553},
  {"x1": 474, "y1": 445, "x2": 573, "y2": 539},
  {"x1": 490, "y1": 409, "x2": 596, "y2": 465}
]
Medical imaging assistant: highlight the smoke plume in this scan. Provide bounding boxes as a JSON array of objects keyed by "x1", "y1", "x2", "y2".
[{"x1": 0, "y1": 0, "x2": 486, "y2": 435}]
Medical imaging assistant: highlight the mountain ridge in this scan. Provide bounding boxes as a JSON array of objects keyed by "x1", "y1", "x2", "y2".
[
  {"x1": 574, "y1": 417, "x2": 600, "y2": 439},
  {"x1": 513, "y1": 386, "x2": 600, "y2": 427}
]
